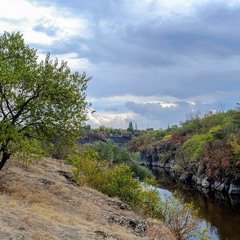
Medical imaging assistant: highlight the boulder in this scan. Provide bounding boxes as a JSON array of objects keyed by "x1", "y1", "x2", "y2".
[
  {"x1": 179, "y1": 173, "x2": 192, "y2": 184},
  {"x1": 213, "y1": 181, "x2": 225, "y2": 192}
]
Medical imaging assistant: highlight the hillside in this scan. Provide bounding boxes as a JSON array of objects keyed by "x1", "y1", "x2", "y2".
[{"x1": 0, "y1": 157, "x2": 175, "y2": 240}]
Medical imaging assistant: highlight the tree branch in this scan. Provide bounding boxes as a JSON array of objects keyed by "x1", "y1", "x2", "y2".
[{"x1": 12, "y1": 91, "x2": 40, "y2": 124}]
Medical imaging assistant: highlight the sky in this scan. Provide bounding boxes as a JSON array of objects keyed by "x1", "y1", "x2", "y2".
[{"x1": 1, "y1": 0, "x2": 240, "y2": 129}]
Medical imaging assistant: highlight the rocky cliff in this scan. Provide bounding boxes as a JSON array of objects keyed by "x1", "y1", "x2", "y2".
[{"x1": 141, "y1": 139, "x2": 240, "y2": 196}]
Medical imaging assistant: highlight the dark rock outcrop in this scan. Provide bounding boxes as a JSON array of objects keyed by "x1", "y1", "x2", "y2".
[
  {"x1": 141, "y1": 140, "x2": 240, "y2": 196},
  {"x1": 140, "y1": 139, "x2": 175, "y2": 168}
]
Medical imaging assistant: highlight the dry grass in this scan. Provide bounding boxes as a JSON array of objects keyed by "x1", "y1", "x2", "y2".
[{"x1": 0, "y1": 157, "x2": 176, "y2": 240}]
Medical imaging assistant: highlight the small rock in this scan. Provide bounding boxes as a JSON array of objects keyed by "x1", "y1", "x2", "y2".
[
  {"x1": 107, "y1": 215, "x2": 147, "y2": 237},
  {"x1": 118, "y1": 202, "x2": 131, "y2": 211},
  {"x1": 39, "y1": 179, "x2": 55, "y2": 186},
  {"x1": 95, "y1": 231, "x2": 119, "y2": 239},
  {"x1": 201, "y1": 177, "x2": 212, "y2": 188}
]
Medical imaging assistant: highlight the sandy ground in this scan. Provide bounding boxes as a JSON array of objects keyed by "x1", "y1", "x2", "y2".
[{"x1": 0, "y1": 157, "x2": 176, "y2": 240}]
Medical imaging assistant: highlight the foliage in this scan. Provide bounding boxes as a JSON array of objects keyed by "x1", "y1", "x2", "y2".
[
  {"x1": 70, "y1": 147, "x2": 109, "y2": 189},
  {"x1": 163, "y1": 134, "x2": 172, "y2": 140},
  {"x1": 103, "y1": 164, "x2": 143, "y2": 206},
  {"x1": 201, "y1": 140, "x2": 232, "y2": 179},
  {"x1": 50, "y1": 139, "x2": 79, "y2": 160},
  {"x1": 127, "y1": 121, "x2": 134, "y2": 133},
  {"x1": 140, "y1": 185, "x2": 164, "y2": 218},
  {"x1": 228, "y1": 133, "x2": 240, "y2": 176},
  {"x1": 70, "y1": 148, "x2": 142, "y2": 207},
  {"x1": 126, "y1": 134, "x2": 154, "y2": 152},
  {"x1": 129, "y1": 161, "x2": 154, "y2": 180},
  {"x1": 85, "y1": 140, "x2": 154, "y2": 181},
  {"x1": 162, "y1": 197, "x2": 211, "y2": 240},
  {"x1": 0, "y1": 32, "x2": 90, "y2": 170},
  {"x1": 14, "y1": 137, "x2": 45, "y2": 166},
  {"x1": 178, "y1": 114, "x2": 203, "y2": 136},
  {"x1": 96, "y1": 126, "x2": 122, "y2": 135},
  {"x1": 183, "y1": 134, "x2": 212, "y2": 162}
]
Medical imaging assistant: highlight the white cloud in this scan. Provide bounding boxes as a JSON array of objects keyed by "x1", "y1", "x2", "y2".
[
  {"x1": 88, "y1": 94, "x2": 180, "y2": 107},
  {"x1": 0, "y1": 0, "x2": 92, "y2": 45},
  {"x1": 51, "y1": 52, "x2": 94, "y2": 71},
  {"x1": 87, "y1": 111, "x2": 136, "y2": 129}
]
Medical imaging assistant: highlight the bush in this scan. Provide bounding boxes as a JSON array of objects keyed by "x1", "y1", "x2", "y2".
[
  {"x1": 91, "y1": 140, "x2": 153, "y2": 180},
  {"x1": 13, "y1": 137, "x2": 45, "y2": 166},
  {"x1": 104, "y1": 165, "x2": 142, "y2": 206},
  {"x1": 129, "y1": 161, "x2": 154, "y2": 180},
  {"x1": 162, "y1": 197, "x2": 211, "y2": 240}
]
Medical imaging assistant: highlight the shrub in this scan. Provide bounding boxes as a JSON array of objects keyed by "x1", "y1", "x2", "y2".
[
  {"x1": 162, "y1": 197, "x2": 211, "y2": 240},
  {"x1": 129, "y1": 161, "x2": 154, "y2": 180},
  {"x1": 103, "y1": 165, "x2": 142, "y2": 206},
  {"x1": 91, "y1": 140, "x2": 153, "y2": 180},
  {"x1": 163, "y1": 134, "x2": 172, "y2": 140},
  {"x1": 13, "y1": 137, "x2": 45, "y2": 166}
]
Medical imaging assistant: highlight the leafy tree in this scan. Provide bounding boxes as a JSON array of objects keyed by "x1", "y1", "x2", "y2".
[
  {"x1": 0, "y1": 32, "x2": 90, "y2": 170},
  {"x1": 127, "y1": 121, "x2": 134, "y2": 133}
]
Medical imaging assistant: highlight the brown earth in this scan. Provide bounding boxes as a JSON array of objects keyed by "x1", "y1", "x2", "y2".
[{"x1": 0, "y1": 157, "x2": 176, "y2": 240}]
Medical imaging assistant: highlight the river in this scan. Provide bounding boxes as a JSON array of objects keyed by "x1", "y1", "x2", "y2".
[{"x1": 152, "y1": 168, "x2": 240, "y2": 240}]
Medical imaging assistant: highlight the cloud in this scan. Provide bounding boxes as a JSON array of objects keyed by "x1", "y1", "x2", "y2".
[
  {"x1": 125, "y1": 100, "x2": 213, "y2": 128},
  {"x1": 87, "y1": 111, "x2": 136, "y2": 129},
  {"x1": 1, "y1": 0, "x2": 240, "y2": 129},
  {"x1": 0, "y1": 0, "x2": 92, "y2": 46}
]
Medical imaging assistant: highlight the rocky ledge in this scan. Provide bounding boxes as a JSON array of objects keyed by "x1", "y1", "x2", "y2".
[{"x1": 141, "y1": 140, "x2": 240, "y2": 196}]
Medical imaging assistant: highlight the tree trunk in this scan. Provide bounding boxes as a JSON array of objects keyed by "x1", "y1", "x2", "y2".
[{"x1": 0, "y1": 151, "x2": 11, "y2": 170}]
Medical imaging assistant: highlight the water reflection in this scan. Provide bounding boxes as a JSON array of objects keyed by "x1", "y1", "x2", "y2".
[{"x1": 153, "y1": 169, "x2": 240, "y2": 240}]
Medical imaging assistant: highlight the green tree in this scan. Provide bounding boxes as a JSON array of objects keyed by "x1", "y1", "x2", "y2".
[
  {"x1": 0, "y1": 32, "x2": 90, "y2": 170},
  {"x1": 127, "y1": 121, "x2": 134, "y2": 133}
]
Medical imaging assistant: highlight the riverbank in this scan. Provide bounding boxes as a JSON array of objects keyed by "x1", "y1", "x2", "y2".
[
  {"x1": 153, "y1": 169, "x2": 240, "y2": 240},
  {"x1": 140, "y1": 139, "x2": 240, "y2": 199},
  {"x1": 0, "y1": 157, "x2": 175, "y2": 240}
]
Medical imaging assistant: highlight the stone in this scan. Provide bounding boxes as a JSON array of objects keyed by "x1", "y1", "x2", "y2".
[
  {"x1": 108, "y1": 216, "x2": 147, "y2": 237},
  {"x1": 213, "y1": 181, "x2": 225, "y2": 192},
  {"x1": 95, "y1": 231, "x2": 119, "y2": 239},
  {"x1": 118, "y1": 202, "x2": 131, "y2": 211},
  {"x1": 179, "y1": 173, "x2": 192, "y2": 184},
  {"x1": 201, "y1": 177, "x2": 212, "y2": 188},
  {"x1": 39, "y1": 178, "x2": 55, "y2": 186},
  {"x1": 228, "y1": 184, "x2": 240, "y2": 195}
]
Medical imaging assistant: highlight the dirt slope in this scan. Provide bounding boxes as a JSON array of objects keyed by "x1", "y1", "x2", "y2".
[{"x1": 0, "y1": 157, "x2": 176, "y2": 240}]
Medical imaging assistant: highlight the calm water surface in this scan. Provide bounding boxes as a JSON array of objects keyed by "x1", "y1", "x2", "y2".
[{"x1": 153, "y1": 169, "x2": 240, "y2": 240}]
